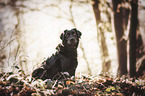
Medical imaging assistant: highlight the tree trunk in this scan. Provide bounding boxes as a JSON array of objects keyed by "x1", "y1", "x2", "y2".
[
  {"x1": 129, "y1": 0, "x2": 138, "y2": 77},
  {"x1": 92, "y1": 0, "x2": 111, "y2": 73},
  {"x1": 112, "y1": 0, "x2": 127, "y2": 76}
]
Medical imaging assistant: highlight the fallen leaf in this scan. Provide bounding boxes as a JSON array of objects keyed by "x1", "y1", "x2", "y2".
[{"x1": 66, "y1": 80, "x2": 75, "y2": 85}]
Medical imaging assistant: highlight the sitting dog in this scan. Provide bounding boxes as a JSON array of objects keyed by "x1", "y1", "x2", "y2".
[{"x1": 32, "y1": 28, "x2": 82, "y2": 80}]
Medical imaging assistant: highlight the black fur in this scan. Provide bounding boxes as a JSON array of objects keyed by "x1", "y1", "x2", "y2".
[{"x1": 32, "y1": 28, "x2": 82, "y2": 80}]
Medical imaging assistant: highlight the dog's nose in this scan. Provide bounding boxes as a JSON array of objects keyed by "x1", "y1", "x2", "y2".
[{"x1": 70, "y1": 38, "x2": 75, "y2": 43}]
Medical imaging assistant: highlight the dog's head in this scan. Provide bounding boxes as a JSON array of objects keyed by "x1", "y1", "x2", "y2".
[{"x1": 60, "y1": 28, "x2": 82, "y2": 49}]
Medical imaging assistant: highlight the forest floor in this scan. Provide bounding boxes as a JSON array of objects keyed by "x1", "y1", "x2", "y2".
[{"x1": 0, "y1": 69, "x2": 145, "y2": 96}]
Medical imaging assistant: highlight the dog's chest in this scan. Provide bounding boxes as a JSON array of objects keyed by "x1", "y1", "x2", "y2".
[{"x1": 60, "y1": 55, "x2": 77, "y2": 70}]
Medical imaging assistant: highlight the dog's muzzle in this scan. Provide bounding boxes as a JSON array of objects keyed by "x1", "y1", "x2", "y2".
[{"x1": 68, "y1": 38, "x2": 77, "y2": 45}]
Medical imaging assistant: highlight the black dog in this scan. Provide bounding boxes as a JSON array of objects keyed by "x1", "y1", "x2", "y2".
[{"x1": 32, "y1": 28, "x2": 82, "y2": 80}]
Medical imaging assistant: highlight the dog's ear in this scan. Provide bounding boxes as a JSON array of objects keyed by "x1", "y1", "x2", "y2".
[
  {"x1": 72, "y1": 28, "x2": 82, "y2": 38},
  {"x1": 64, "y1": 30, "x2": 67, "y2": 34},
  {"x1": 77, "y1": 30, "x2": 82, "y2": 38},
  {"x1": 60, "y1": 33, "x2": 64, "y2": 40},
  {"x1": 60, "y1": 30, "x2": 67, "y2": 40}
]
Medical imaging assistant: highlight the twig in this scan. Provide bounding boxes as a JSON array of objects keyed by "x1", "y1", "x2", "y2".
[
  {"x1": 0, "y1": 36, "x2": 21, "y2": 51},
  {"x1": 52, "y1": 80, "x2": 58, "y2": 88},
  {"x1": 52, "y1": 72, "x2": 62, "y2": 80},
  {"x1": 60, "y1": 72, "x2": 67, "y2": 80},
  {"x1": 14, "y1": 44, "x2": 20, "y2": 62},
  {"x1": 40, "y1": 70, "x2": 47, "y2": 79}
]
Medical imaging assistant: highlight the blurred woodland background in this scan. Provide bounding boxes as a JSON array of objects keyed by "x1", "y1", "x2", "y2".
[{"x1": 0, "y1": 0, "x2": 145, "y2": 78}]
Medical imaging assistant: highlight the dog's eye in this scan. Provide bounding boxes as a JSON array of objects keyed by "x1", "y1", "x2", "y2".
[
  {"x1": 73, "y1": 33, "x2": 76, "y2": 35},
  {"x1": 72, "y1": 32, "x2": 76, "y2": 36},
  {"x1": 66, "y1": 33, "x2": 70, "y2": 37}
]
